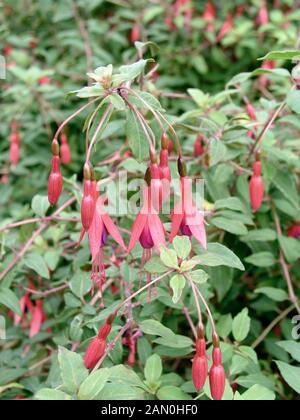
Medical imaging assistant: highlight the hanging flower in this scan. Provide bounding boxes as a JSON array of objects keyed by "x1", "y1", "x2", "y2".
[
  {"x1": 88, "y1": 176, "x2": 126, "y2": 299},
  {"x1": 128, "y1": 169, "x2": 166, "y2": 254},
  {"x1": 170, "y1": 159, "x2": 207, "y2": 249},
  {"x1": 217, "y1": 13, "x2": 233, "y2": 43}
]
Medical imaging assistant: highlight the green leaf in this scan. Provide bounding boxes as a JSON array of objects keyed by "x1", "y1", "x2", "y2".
[
  {"x1": 212, "y1": 217, "x2": 248, "y2": 235},
  {"x1": 108, "y1": 93, "x2": 126, "y2": 111},
  {"x1": 187, "y1": 88, "x2": 210, "y2": 108},
  {"x1": 23, "y1": 253, "x2": 50, "y2": 279},
  {"x1": 278, "y1": 236, "x2": 300, "y2": 264},
  {"x1": 144, "y1": 256, "x2": 168, "y2": 274},
  {"x1": 160, "y1": 248, "x2": 179, "y2": 269},
  {"x1": 78, "y1": 369, "x2": 110, "y2": 400},
  {"x1": 144, "y1": 354, "x2": 162, "y2": 385},
  {"x1": 215, "y1": 197, "x2": 245, "y2": 212},
  {"x1": 276, "y1": 361, "x2": 300, "y2": 394},
  {"x1": 277, "y1": 341, "x2": 300, "y2": 363},
  {"x1": 157, "y1": 386, "x2": 192, "y2": 400},
  {"x1": 245, "y1": 252, "x2": 276, "y2": 267},
  {"x1": 172, "y1": 236, "x2": 191, "y2": 260},
  {"x1": 241, "y1": 229, "x2": 277, "y2": 242},
  {"x1": 192, "y1": 243, "x2": 245, "y2": 271},
  {"x1": 210, "y1": 139, "x2": 227, "y2": 166},
  {"x1": 232, "y1": 308, "x2": 251, "y2": 342},
  {"x1": 58, "y1": 347, "x2": 88, "y2": 394},
  {"x1": 0, "y1": 288, "x2": 22, "y2": 316},
  {"x1": 113, "y1": 59, "x2": 149, "y2": 85},
  {"x1": 190, "y1": 269, "x2": 209, "y2": 284},
  {"x1": 170, "y1": 274, "x2": 186, "y2": 303},
  {"x1": 286, "y1": 90, "x2": 300, "y2": 114},
  {"x1": 69, "y1": 271, "x2": 92, "y2": 298},
  {"x1": 259, "y1": 50, "x2": 300, "y2": 61},
  {"x1": 35, "y1": 389, "x2": 73, "y2": 401},
  {"x1": 255, "y1": 287, "x2": 288, "y2": 302},
  {"x1": 126, "y1": 108, "x2": 149, "y2": 162},
  {"x1": 140, "y1": 320, "x2": 175, "y2": 339},
  {"x1": 272, "y1": 171, "x2": 300, "y2": 211},
  {"x1": 239, "y1": 385, "x2": 275, "y2": 401},
  {"x1": 31, "y1": 195, "x2": 50, "y2": 217}
]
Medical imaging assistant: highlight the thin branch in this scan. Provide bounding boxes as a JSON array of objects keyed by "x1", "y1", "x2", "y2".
[
  {"x1": 252, "y1": 304, "x2": 297, "y2": 349},
  {"x1": 272, "y1": 202, "x2": 300, "y2": 315},
  {"x1": 71, "y1": 0, "x2": 93, "y2": 80},
  {"x1": 0, "y1": 197, "x2": 76, "y2": 281}
]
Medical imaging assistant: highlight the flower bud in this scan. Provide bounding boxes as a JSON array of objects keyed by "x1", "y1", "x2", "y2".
[
  {"x1": 9, "y1": 142, "x2": 19, "y2": 165},
  {"x1": 48, "y1": 156, "x2": 63, "y2": 206},
  {"x1": 194, "y1": 135, "x2": 204, "y2": 158},
  {"x1": 84, "y1": 337, "x2": 106, "y2": 369},
  {"x1": 60, "y1": 134, "x2": 71, "y2": 165},
  {"x1": 192, "y1": 338, "x2": 208, "y2": 392},
  {"x1": 130, "y1": 23, "x2": 140, "y2": 43},
  {"x1": 249, "y1": 161, "x2": 264, "y2": 213},
  {"x1": 81, "y1": 180, "x2": 96, "y2": 231},
  {"x1": 288, "y1": 223, "x2": 300, "y2": 239},
  {"x1": 209, "y1": 347, "x2": 225, "y2": 401}
]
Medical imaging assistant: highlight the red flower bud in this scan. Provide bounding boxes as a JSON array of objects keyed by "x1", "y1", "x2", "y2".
[
  {"x1": 98, "y1": 322, "x2": 112, "y2": 340},
  {"x1": 48, "y1": 156, "x2": 63, "y2": 206},
  {"x1": 209, "y1": 347, "x2": 225, "y2": 401},
  {"x1": 3, "y1": 45, "x2": 12, "y2": 56},
  {"x1": 194, "y1": 135, "x2": 204, "y2": 157},
  {"x1": 249, "y1": 161, "x2": 264, "y2": 213},
  {"x1": 81, "y1": 180, "x2": 96, "y2": 231},
  {"x1": 192, "y1": 338, "x2": 208, "y2": 392},
  {"x1": 60, "y1": 134, "x2": 71, "y2": 165},
  {"x1": 38, "y1": 76, "x2": 51, "y2": 86},
  {"x1": 10, "y1": 132, "x2": 20, "y2": 145},
  {"x1": 288, "y1": 223, "x2": 300, "y2": 239},
  {"x1": 84, "y1": 337, "x2": 106, "y2": 369},
  {"x1": 9, "y1": 142, "x2": 19, "y2": 166},
  {"x1": 257, "y1": 2, "x2": 269, "y2": 26},
  {"x1": 130, "y1": 23, "x2": 140, "y2": 43},
  {"x1": 168, "y1": 139, "x2": 174, "y2": 154}
]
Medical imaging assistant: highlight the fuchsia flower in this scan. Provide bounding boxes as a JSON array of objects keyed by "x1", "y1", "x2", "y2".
[
  {"x1": 48, "y1": 140, "x2": 63, "y2": 206},
  {"x1": 257, "y1": 0, "x2": 269, "y2": 26},
  {"x1": 14, "y1": 286, "x2": 46, "y2": 338},
  {"x1": 170, "y1": 159, "x2": 206, "y2": 249},
  {"x1": 192, "y1": 337, "x2": 208, "y2": 392},
  {"x1": 84, "y1": 314, "x2": 115, "y2": 369},
  {"x1": 203, "y1": 1, "x2": 216, "y2": 32},
  {"x1": 288, "y1": 223, "x2": 300, "y2": 239},
  {"x1": 209, "y1": 346, "x2": 226, "y2": 401},
  {"x1": 217, "y1": 13, "x2": 233, "y2": 43},
  {"x1": 128, "y1": 172, "x2": 166, "y2": 254},
  {"x1": 60, "y1": 133, "x2": 72, "y2": 165},
  {"x1": 194, "y1": 135, "x2": 204, "y2": 158},
  {"x1": 87, "y1": 174, "x2": 126, "y2": 297},
  {"x1": 249, "y1": 160, "x2": 264, "y2": 213}
]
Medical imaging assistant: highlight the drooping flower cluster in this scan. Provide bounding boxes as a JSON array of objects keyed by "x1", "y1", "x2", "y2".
[{"x1": 192, "y1": 328, "x2": 225, "y2": 401}]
